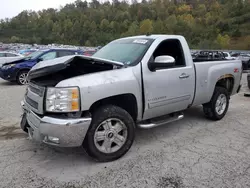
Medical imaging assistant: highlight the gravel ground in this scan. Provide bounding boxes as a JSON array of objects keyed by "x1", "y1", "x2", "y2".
[{"x1": 0, "y1": 74, "x2": 250, "y2": 188}]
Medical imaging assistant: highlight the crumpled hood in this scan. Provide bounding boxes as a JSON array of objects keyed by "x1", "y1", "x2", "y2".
[{"x1": 28, "y1": 55, "x2": 123, "y2": 80}]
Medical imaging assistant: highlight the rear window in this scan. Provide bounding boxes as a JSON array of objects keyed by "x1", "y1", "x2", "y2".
[{"x1": 6, "y1": 53, "x2": 17, "y2": 57}]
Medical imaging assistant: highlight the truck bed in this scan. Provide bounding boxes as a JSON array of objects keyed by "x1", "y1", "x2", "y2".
[
  {"x1": 193, "y1": 58, "x2": 227, "y2": 62},
  {"x1": 192, "y1": 60, "x2": 242, "y2": 106}
]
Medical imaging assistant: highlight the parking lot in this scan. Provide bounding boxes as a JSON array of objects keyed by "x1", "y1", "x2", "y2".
[{"x1": 0, "y1": 74, "x2": 250, "y2": 188}]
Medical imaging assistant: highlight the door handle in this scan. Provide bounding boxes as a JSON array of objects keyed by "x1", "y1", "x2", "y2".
[{"x1": 179, "y1": 73, "x2": 190, "y2": 79}]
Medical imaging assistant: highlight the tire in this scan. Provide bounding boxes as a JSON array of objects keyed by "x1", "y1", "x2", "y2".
[
  {"x1": 17, "y1": 70, "x2": 29, "y2": 85},
  {"x1": 84, "y1": 105, "x2": 135, "y2": 162},
  {"x1": 20, "y1": 113, "x2": 28, "y2": 133},
  {"x1": 203, "y1": 86, "x2": 229, "y2": 121}
]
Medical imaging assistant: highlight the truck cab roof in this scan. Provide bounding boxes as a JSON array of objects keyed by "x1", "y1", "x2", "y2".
[{"x1": 116, "y1": 34, "x2": 184, "y2": 41}]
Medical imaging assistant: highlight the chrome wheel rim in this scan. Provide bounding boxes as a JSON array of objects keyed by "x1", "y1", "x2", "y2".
[
  {"x1": 94, "y1": 118, "x2": 128, "y2": 154},
  {"x1": 215, "y1": 94, "x2": 227, "y2": 115},
  {"x1": 19, "y1": 73, "x2": 28, "y2": 85}
]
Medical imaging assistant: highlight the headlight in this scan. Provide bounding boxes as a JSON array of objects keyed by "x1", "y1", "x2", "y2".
[
  {"x1": 46, "y1": 87, "x2": 80, "y2": 112},
  {"x1": 2, "y1": 64, "x2": 16, "y2": 69}
]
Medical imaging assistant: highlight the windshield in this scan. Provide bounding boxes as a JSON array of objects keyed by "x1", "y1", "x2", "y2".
[
  {"x1": 24, "y1": 50, "x2": 45, "y2": 60},
  {"x1": 92, "y1": 38, "x2": 154, "y2": 66}
]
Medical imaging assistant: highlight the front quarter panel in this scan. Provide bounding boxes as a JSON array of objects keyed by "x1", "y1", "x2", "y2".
[
  {"x1": 16, "y1": 60, "x2": 36, "y2": 69},
  {"x1": 56, "y1": 66, "x2": 143, "y2": 120}
]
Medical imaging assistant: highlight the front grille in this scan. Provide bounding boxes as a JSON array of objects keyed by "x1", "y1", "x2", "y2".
[
  {"x1": 24, "y1": 83, "x2": 46, "y2": 114},
  {"x1": 25, "y1": 95, "x2": 39, "y2": 109},
  {"x1": 29, "y1": 85, "x2": 41, "y2": 96},
  {"x1": 28, "y1": 82, "x2": 45, "y2": 97}
]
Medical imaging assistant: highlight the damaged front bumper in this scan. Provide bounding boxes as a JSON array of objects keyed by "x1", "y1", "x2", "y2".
[{"x1": 21, "y1": 101, "x2": 92, "y2": 147}]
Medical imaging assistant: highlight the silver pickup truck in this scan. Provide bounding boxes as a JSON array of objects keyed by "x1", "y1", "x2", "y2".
[{"x1": 21, "y1": 35, "x2": 242, "y2": 162}]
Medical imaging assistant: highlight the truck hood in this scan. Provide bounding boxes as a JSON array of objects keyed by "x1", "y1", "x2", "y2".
[{"x1": 28, "y1": 55, "x2": 124, "y2": 81}]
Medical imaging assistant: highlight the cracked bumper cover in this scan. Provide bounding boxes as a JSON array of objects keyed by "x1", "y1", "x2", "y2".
[{"x1": 21, "y1": 100, "x2": 92, "y2": 147}]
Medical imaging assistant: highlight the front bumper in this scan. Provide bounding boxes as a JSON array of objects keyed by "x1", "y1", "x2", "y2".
[
  {"x1": 0, "y1": 68, "x2": 18, "y2": 81},
  {"x1": 21, "y1": 101, "x2": 92, "y2": 147}
]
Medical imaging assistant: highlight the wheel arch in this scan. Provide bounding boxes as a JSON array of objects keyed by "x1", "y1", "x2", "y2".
[
  {"x1": 89, "y1": 93, "x2": 138, "y2": 121},
  {"x1": 16, "y1": 68, "x2": 30, "y2": 80},
  {"x1": 215, "y1": 74, "x2": 234, "y2": 95}
]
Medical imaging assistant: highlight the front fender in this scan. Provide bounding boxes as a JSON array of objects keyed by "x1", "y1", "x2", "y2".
[
  {"x1": 56, "y1": 66, "x2": 143, "y2": 120},
  {"x1": 16, "y1": 61, "x2": 36, "y2": 69}
]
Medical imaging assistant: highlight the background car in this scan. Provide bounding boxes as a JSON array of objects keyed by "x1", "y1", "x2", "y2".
[
  {"x1": 0, "y1": 48, "x2": 83, "y2": 85},
  {"x1": 223, "y1": 52, "x2": 236, "y2": 60},
  {"x1": 236, "y1": 54, "x2": 250, "y2": 70},
  {"x1": 192, "y1": 50, "x2": 226, "y2": 62},
  {"x1": 0, "y1": 51, "x2": 23, "y2": 57},
  {"x1": 18, "y1": 49, "x2": 38, "y2": 56},
  {"x1": 83, "y1": 50, "x2": 96, "y2": 56},
  {"x1": 0, "y1": 51, "x2": 24, "y2": 66}
]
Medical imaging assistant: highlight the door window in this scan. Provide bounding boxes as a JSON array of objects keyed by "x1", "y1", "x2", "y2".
[
  {"x1": 58, "y1": 51, "x2": 76, "y2": 57},
  {"x1": 40, "y1": 51, "x2": 57, "y2": 61},
  {"x1": 152, "y1": 39, "x2": 186, "y2": 68}
]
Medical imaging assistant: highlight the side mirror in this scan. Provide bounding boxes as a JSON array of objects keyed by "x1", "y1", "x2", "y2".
[
  {"x1": 37, "y1": 57, "x2": 43, "y2": 62},
  {"x1": 148, "y1": 55, "x2": 175, "y2": 71}
]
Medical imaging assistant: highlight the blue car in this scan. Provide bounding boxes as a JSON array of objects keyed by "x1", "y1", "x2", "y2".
[
  {"x1": 0, "y1": 48, "x2": 82, "y2": 85},
  {"x1": 19, "y1": 49, "x2": 38, "y2": 56}
]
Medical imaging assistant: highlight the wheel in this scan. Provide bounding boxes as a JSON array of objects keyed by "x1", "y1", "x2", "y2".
[
  {"x1": 242, "y1": 63, "x2": 247, "y2": 70},
  {"x1": 17, "y1": 70, "x2": 29, "y2": 85},
  {"x1": 20, "y1": 113, "x2": 28, "y2": 133},
  {"x1": 203, "y1": 86, "x2": 229, "y2": 121},
  {"x1": 84, "y1": 105, "x2": 135, "y2": 162}
]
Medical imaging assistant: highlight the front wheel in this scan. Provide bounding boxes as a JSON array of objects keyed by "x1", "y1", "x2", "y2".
[
  {"x1": 17, "y1": 70, "x2": 29, "y2": 85},
  {"x1": 203, "y1": 86, "x2": 229, "y2": 121},
  {"x1": 84, "y1": 105, "x2": 135, "y2": 162}
]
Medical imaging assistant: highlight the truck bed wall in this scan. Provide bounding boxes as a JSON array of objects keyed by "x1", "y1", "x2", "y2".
[{"x1": 192, "y1": 60, "x2": 242, "y2": 106}]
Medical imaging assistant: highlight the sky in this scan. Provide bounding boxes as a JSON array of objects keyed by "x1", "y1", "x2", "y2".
[{"x1": 0, "y1": 0, "x2": 75, "y2": 19}]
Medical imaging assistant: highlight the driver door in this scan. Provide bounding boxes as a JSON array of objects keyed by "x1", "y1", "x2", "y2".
[{"x1": 142, "y1": 39, "x2": 195, "y2": 120}]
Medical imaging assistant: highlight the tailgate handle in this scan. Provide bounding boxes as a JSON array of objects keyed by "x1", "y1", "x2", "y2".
[{"x1": 179, "y1": 73, "x2": 189, "y2": 79}]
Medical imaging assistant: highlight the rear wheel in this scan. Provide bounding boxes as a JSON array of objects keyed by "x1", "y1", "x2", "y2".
[
  {"x1": 84, "y1": 105, "x2": 135, "y2": 162},
  {"x1": 17, "y1": 70, "x2": 29, "y2": 85},
  {"x1": 203, "y1": 87, "x2": 229, "y2": 121}
]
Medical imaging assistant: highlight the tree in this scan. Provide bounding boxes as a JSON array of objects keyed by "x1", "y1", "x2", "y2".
[
  {"x1": 0, "y1": 0, "x2": 249, "y2": 49},
  {"x1": 216, "y1": 34, "x2": 230, "y2": 49},
  {"x1": 85, "y1": 40, "x2": 91, "y2": 46},
  {"x1": 100, "y1": 19, "x2": 109, "y2": 32},
  {"x1": 10, "y1": 36, "x2": 20, "y2": 43},
  {"x1": 139, "y1": 19, "x2": 153, "y2": 34}
]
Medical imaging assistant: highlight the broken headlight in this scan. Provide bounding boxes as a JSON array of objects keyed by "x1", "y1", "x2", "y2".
[{"x1": 46, "y1": 87, "x2": 80, "y2": 112}]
